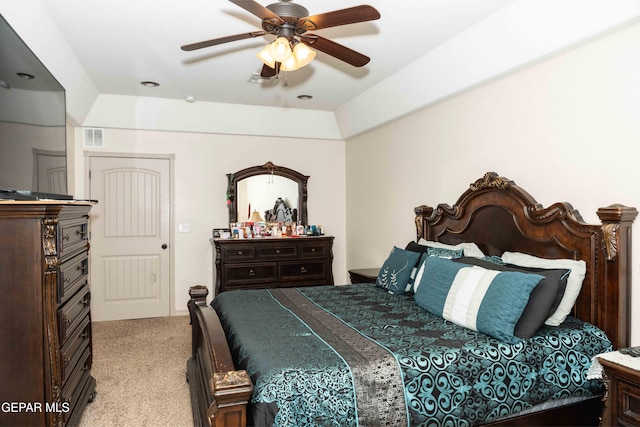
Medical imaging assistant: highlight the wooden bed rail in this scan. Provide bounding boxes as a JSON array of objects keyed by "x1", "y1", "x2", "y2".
[{"x1": 187, "y1": 286, "x2": 253, "y2": 427}]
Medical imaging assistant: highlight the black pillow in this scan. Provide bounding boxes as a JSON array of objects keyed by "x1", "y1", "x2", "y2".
[
  {"x1": 452, "y1": 257, "x2": 569, "y2": 338},
  {"x1": 405, "y1": 241, "x2": 428, "y2": 255}
]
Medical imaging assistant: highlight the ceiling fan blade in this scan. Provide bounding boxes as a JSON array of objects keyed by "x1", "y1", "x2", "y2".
[
  {"x1": 181, "y1": 31, "x2": 267, "y2": 51},
  {"x1": 229, "y1": 0, "x2": 284, "y2": 23},
  {"x1": 298, "y1": 5, "x2": 380, "y2": 31},
  {"x1": 301, "y1": 34, "x2": 370, "y2": 67}
]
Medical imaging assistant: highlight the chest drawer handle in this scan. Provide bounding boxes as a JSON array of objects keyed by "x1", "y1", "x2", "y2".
[
  {"x1": 62, "y1": 234, "x2": 70, "y2": 242},
  {"x1": 300, "y1": 267, "x2": 307, "y2": 274},
  {"x1": 311, "y1": 248, "x2": 316, "y2": 252},
  {"x1": 237, "y1": 251, "x2": 243, "y2": 256},
  {"x1": 248, "y1": 269, "x2": 256, "y2": 277},
  {"x1": 276, "y1": 249, "x2": 281, "y2": 254}
]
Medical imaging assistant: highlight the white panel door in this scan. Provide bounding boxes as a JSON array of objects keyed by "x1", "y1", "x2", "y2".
[
  {"x1": 89, "y1": 156, "x2": 171, "y2": 321},
  {"x1": 33, "y1": 149, "x2": 67, "y2": 194}
]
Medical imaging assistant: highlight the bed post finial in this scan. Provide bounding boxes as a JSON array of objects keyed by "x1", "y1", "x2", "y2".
[
  {"x1": 596, "y1": 204, "x2": 637, "y2": 349},
  {"x1": 598, "y1": 204, "x2": 638, "y2": 261},
  {"x1": 414, "y1": 205, "x2": 434, "y2": 241}
]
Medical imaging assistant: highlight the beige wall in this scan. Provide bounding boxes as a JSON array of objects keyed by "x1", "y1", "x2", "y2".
[
  {"x1": 346, "y1": 21, "x2": 640, "y2": 345},
  {"x1": 71, "y1": 129, "x2": 346, "y2": 315}
]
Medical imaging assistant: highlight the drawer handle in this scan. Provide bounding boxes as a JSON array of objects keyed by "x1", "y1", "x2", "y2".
[
  {"x1": 64, "y1": 277, "x2": 70, "y2": 284},
  {"x1": 62, "y1": 234, "x2": 70, "y2": 242},
  {"x1": 237, "y1": 251, "x2": 243, "y2": 255},
  {"x1": 311, "y1": 248, "x2": 316, "y2": 252},
  {"x1": 80, "y1": 297, "x2": 89, "y2": 306},
  {"x1": 276, "y1": 249, "x2": 280, "y2": 254},
  {"x1": 248, "y1": 269, "x2": 256, "y2": 277},
  {"x1": 300, "y1": 267, "x2": 307, "y2": 274}
]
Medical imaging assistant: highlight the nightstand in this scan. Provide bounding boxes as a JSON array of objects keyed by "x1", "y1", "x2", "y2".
[
  {"x1": 598, "y1": 352, "x2": 640, "y2": 426},
  {"x1": 348, "y1": 268, "x2": 379, "y2": 284}
]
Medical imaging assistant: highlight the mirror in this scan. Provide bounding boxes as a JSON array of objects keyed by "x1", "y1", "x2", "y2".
[{"x1": 227, "y1": 161, "x2": 309, "y2": 225}]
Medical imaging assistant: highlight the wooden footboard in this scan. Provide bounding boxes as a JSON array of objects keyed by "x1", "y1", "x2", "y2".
[{"x1": 187, "y1": 286, "x2": 253, "y2": 427}]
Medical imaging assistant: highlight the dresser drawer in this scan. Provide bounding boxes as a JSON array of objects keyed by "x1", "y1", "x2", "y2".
[
  {"x1": 213, "y1": 236, "x2": 334, "y2": 293},
  {"x1": 258, "y1": 245, "x2": 297, "y2": 260},
  {"x1": 618, "y1": 380, "x2": 640, "y2": 425},
  {"x1": 60, "y1": 316, "x2": 91, "y2": 383},
  {"x1": 224, "y1": 263, "x2": 277, "y2": 285},
  {"x1": 299, "y1": 242, "x2": 329, "y2": 258},
  {"x1": 62, "y1": 346, "x2": 92, "y2": 424},
  {"x1": 280, "y1": 261, "x2": 327, "y2": 282},
  {"x1": 58, "y1": 286, "x2": 91, "y2": 345},
  {"x1": 58, "y1": 251, "x2": 89, "y2": 305},
  {"x1": 58, "y1": 216, "x2": 89, "y2": 260},
  {"x1": 222, "y1": 246, "x2": 257, "y2": 262}
]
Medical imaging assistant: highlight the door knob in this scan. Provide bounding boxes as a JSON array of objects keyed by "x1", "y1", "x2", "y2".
[{"x1": 162, "y1": 244, "x2": 168, "y2": 249}]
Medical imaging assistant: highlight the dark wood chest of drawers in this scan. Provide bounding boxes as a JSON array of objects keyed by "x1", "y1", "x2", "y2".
[
  {"x1": 212, "y1": 236, "x2": 334, "y2": 294},
  {"x1": 0, "y1": 202, "x2": 96, "y2": 427}
]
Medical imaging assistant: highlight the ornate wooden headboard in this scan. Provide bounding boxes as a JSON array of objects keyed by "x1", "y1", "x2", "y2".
[{"x1": 414, "y1": 172, "x2": 637, "y2": 349}]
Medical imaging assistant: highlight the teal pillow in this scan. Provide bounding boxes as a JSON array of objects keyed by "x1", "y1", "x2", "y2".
[
  {"x1": 414, "y1": 256, "x2": 544, "y2": 343},
  {"x1": 376, "y1": 247, "x2": 420, "y2": 294},
  {"x1": 404, "y1": 242, "x2": 463, "y2": 292}
]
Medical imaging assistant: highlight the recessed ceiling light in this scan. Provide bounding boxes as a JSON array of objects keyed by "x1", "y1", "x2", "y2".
[
  {"x1": 140, "y1": 81, "x2": 160, "y2": 87},
  {"x1": 297, "y1": 94, "x2": 313, "y2": 100},
  {"x1": 17, "y1": 72, "x2": 35, "y2": 80}
]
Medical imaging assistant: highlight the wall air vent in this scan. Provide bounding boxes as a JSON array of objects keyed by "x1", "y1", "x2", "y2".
[{"x1": 83, "y1": 128, "x2": 105, "y2": 148}]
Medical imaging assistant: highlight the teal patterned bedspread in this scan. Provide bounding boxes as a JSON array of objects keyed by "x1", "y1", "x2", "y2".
[{"x1": 211, "y1": 284, "x2": 610, "y2": 427}]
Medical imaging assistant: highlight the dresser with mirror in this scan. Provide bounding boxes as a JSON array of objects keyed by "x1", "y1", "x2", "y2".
[{"x1": 212, "y1": 162, "x2": 334, "y2": 295}]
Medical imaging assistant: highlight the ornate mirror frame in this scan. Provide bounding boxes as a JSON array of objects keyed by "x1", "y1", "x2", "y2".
[{"x1": 227, "y1": 161, "x2": 309, "y2": 225}]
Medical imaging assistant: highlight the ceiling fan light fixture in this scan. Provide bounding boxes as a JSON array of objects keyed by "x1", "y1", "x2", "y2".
[
  {"x1": 256, "y1": 45, "x2": 276, "y2": 68},
  {"x1": 268, "y1": 37, "x2": 292, "y2": 62},
  {"x1": 280, "y1": 55, "x2": 300, "y2": 72},
  {"x1": 292, "y1": 43, "x2": 315, "y2": 68}
]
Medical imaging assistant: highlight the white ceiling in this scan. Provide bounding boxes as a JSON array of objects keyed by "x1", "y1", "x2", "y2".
[
  {"x1": 38, "y1": 0, "x2": 512, "y2": 111},
  {"x1": 2, "y1": 0, "x2": 640, "y2": 139}
]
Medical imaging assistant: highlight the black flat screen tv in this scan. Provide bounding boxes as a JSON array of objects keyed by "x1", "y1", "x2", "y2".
[{"x1": 0, "y1": 13, "x2": 71, "y2": 200}]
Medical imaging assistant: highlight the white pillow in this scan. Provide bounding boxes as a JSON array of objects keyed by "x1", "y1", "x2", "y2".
[
  {"x1": 418, "y1": 238, "x2": 485, "y2": 258},
  {"x1": 501, "y1": 251, "x2": 586, "y2": 326}
]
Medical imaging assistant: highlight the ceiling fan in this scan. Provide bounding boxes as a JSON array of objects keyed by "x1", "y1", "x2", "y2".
[{"x1": 181, "y1": 0, "x2": 380, "y2": 78}]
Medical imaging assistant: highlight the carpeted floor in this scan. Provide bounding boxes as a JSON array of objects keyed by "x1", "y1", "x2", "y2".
[{"x1": 78, "y1": 316, "x2": 193, "y2": 427}]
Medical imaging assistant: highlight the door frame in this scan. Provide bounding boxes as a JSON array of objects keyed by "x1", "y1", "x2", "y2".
[{"x1": 84, "y1": 151, "x2": 176, "y2": 316}]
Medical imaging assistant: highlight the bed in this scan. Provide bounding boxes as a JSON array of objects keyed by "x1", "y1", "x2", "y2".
[{"x1": 187, "y1": 172, "x2": 637, "y2": 426}]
